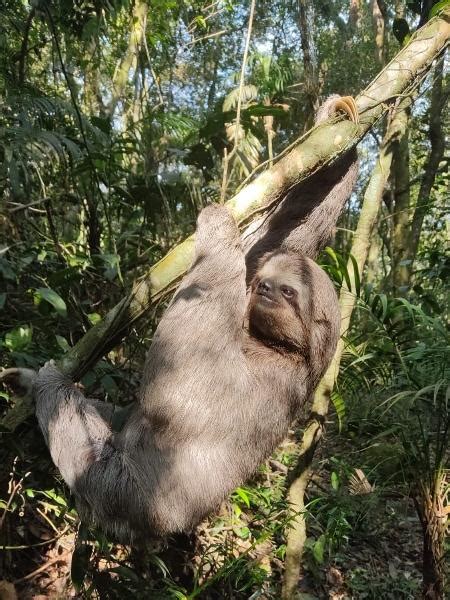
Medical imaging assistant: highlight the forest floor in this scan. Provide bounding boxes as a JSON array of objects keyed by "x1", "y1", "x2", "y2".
[{"x1": 0, "y1": 425, "x2": 425, "y2": 599}]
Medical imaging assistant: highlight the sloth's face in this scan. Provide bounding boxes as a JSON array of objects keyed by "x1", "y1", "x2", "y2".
[{"x1": 248, "y1": 253, "x2": 312, "y2": 350}]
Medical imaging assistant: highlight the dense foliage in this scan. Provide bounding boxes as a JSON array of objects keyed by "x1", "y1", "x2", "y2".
[{"x1": 0, "y1": 1, "x2": 448, "y2": 598}]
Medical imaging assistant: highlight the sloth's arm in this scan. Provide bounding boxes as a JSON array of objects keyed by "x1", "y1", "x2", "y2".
[
  {"x1": 167, "y1": 204, "x2": 247, "y2": 337},
  {"x1": 282, "y1": 96, "x2": 359, "y2": 258}
]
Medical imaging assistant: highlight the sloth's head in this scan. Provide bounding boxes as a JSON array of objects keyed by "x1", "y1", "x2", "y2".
[{"x1": 248, "y1": 252, "x2": 339, "y2": 364}]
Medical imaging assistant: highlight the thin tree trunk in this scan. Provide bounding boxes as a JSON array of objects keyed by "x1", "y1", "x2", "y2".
[
  {"x1": 409, "y1": 59, "x2": 447, "y2": 263},
  {"x1": 414, "y1": 477, "x2": 447, "y2": 599},
  {"x1": 282, "y1": 98, "x2": 411, "y2": 599},
  {"x1": 84, "y1": 38, "x2": 104, "y2": 116},
  {"x1": 108, "y1": 0, "x2": 148, "y2": 117},
  {"x1": 391, "y1": 103, "x2": 411, "y2": 294},
  {"x1": 298, "y1": 0, "x2": 319, "y2": 129},
  {"x1": 371, "y1": 0, "x2": 387, "y2": 64},
  {"x1": 349, "y1": 0, "x2": 361, "y2": 32},
  {"x1": 2, "y1": 10, "x2": 449, "y2": 430}
]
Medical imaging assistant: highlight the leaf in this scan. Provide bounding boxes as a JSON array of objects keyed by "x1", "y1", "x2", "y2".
[
  {"x1": 0, "y1": 293, "x2": 6, "y2": 309},
  {"x1": 55, "y1": 335, "x2": 71, "y2": 353},
  {"x1": 234, "y1": 487, "x2": 251, "y2": 508},
  {"x1": 349, "y1": 254, "x2": 361, "y2": 297},
  {"x1": 87, "y1": 312, "x2": 102, "y2": 325},
  {"x1": 429, "y1": 0, "x2": 450, "y2": 19},
  {"x1": 331, "y1": 390, "x2": 346, "y2": 432},
  {"x1": 233, "y1": 525, "x2": 250, "y2": 539},
  {"x1": 34, "y1": 288, "x2": 67, "y2": 317},
  {"x1": 149, "y1": 555, "x2": 170, "y2": 578},
  {"x1": 244, "y1": 104, "x2": 287, "y2": 118},
  {"x1": 371, "y1": 293, "x2": 388, "y2": 322},
  {"x1": 223, "y1": 85, "x2": 258, "y2": 112},
  {"x1": 331, "y1": 471, "x2": 340, "y2": 491},
  {"x1": 101, "y1": 374, "x2": 117, "y2": 395},
  {"x1": 4, "y1": 325, "x2": 32, "y2": 352},
  {"x1": 71, "y1": 543, "x2": 93, "y2": 592},
  {"x1": 313, "y1": 534, "x2": 326, "y2": 564}
]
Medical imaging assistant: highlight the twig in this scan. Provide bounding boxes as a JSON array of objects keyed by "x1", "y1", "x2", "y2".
[
  {"x1": 220, "y1": 0, "x2": 256, "y2": 201},
  {"x1": 1, "y1": 526, "x2": 70, "y2": 551},
  {"x1": 188, "y1": 29, "x2": 227, "y2": 46},
  {"x1": 0, "y1": 462, "x2": 30, "y2": 532},
  {"x1": 13, "y1": 551, "x2": 70, "y2": 584}
]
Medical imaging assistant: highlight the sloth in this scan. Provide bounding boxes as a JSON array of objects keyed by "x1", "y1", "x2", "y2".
[
  {"x1": 33, "y1": 205, "x2": 340, "y2": 541},
  {"x1": 3, "y1": 96, "x2": 358, "y2": 542}
]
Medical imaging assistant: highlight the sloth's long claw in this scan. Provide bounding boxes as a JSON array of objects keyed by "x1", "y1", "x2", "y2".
[{"x1": 332, "y1": 96, "x2": 359, "y2": 124}]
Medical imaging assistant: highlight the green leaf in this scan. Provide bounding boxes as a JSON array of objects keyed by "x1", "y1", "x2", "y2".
[
  {"x1": 41, "y1": 489, "x2": 68, "y2": 507},
  {"x1": 244, "y1": 104, "x2": 287, "y2": 118},
  {"x1": 331, "y1": 390, "x2": 346, "y2": 432},
  {"x1": 372, "y1": 293, "x2": 388, "y2": 322},
  {"x1": 34, "y1": 288, "x2": 67, "y2": 317},
  {"x1": 313, "y1": 534, "x2": 326, "y2": 564},
  {"x1": 233, "y1": 525, "x2": 251, "y2": 539},
  {"x1": 149, "y1": 555, "x2": 170, "y2": 578},
  {"x1": 349, "y1": 254, "x2": 361, "y2": 297},
  {"x1": 56, "y1": 335, "x2": 71, "y2": 352},
  {"x1": 0, "y1": 293, "x2": 6, "y2": 309},
  {"x1": 87, "y1": 312, "x2": 102, "y2": 325},
  {"x1": 429, "y1": 0, "x2": 450, "y2": 19},
  {"x1": 234, "y1": 487, "x2": 251, "y2": 508},
  {"x1": 4, "y1": 325, "x2": 32, "y2": 352},
  {"x1": 331, "y1": 471, "x2": 339, "y2": 491}
]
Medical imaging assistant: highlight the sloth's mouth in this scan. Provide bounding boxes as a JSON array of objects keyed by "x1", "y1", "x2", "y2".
[{"x1": 255, "y1": 292, "x2": 279, "y2": 306}]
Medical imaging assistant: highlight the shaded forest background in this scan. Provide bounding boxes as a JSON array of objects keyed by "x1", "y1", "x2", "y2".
[{"x1": 0, "y1": 1, "x2": 448, "y2": 598}]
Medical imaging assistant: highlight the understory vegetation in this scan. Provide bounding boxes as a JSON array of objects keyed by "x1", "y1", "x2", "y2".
[{"x1": 0, "y1": 1, "x2": 448, "y2": 598}]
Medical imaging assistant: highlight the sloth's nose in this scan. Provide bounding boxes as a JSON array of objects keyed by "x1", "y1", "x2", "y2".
[{"x1": 258, "y1": 278, "x2": 274, "y2": 295}]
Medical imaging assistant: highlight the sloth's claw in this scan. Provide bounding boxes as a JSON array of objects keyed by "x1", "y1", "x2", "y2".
[
  {"x1": 315, "y1": 94, "x2": 359, "y2": 125},
  {"x1": 332, "y1": 96, "x2": 359, "y2": 124}
]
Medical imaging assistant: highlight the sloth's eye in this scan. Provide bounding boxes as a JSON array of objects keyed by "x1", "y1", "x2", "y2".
[{"x1": 281, "y1": 286, "x2": 295, "y2": 299}]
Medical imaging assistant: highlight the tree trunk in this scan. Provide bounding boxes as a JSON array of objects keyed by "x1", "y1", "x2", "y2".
[
  {"x1": 391, "y1": 103, "x2": 412, "y2": 294},
  {"x1": 297, "y1": 0, "x2": 319, "y2": 128},
  {"x1": 282, "y1": 97, "x2": 411, "y2": 599},
  {"x1": 349, "y1": 0, "x2": 361, "y2": 32},
  {"x1": 371, "y1": 0, "x2": 387, "y2": 64},
  {"x1": 414, "y1": 478, "x2": 447, "y2": 600},
  {"x1": 108, "y1": 0, "x2": 148, "y2": 117},
  {"x1": 409, "y1": 59, "x2": 447, "y2": 264}
]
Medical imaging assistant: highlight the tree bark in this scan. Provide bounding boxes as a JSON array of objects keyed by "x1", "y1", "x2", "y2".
[
  {"x1": 391, "y1": 102, "x2": 412, "y2": 294},
  {"x1": 349, "y1": 0, "x2": 361, "y2": 32},
  {"x1": 414, "y1": 478, "x2": 447, "y2": 600},
  {"x1": 297, "y1": 0, "x2": 319, "y2": 127},
  {"x1": 371, "y1": 0, "x2": 387, "y2": 65},
  {"x1": 2, "y1": 9, "x2": 450, "y2": 430},
  {"x1": 409, "y1": 59, "x2": 447, "y2": 264},
  {"x1": 108, "y1": 0, "x2": 148, "y2": 117},
  {"x1": 281, "y1": 97, "x2": 412, "y2": 599}
]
